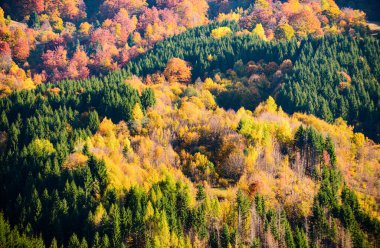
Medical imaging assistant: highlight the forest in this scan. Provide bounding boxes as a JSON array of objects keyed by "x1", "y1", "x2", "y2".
[
  {"x1": 0, "y1": 0, "x2": 379, "y2": 248},
  {"x1": 1, "y1": 64, "x2": 380, "y2": 247},
  {"x1": 122, "y1": 22, "x2": 380, "y2": 142}
]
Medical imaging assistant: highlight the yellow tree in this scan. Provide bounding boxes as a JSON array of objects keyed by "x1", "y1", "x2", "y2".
[
  {"x1": 322, "y1": 0, "x2": 341, "y2": 19},
  {"x1": 51, "y1": 10, "x2": 64, "y2": 32},
  {"x1": 275, "y1": 24, "x2": 295, "y2": 40},
  {"x1": 145, "y1": 24, "x2": 153, "y2": 38},
  {"x1": 79, "y1": 22, "x2": 92, "y2": 36},
  {"x1": 252, "y1": 23, "x2": 267, "y2": 40},
  {"x1": 0, "y1": 8, "x2": 6, "y2": 27},
  {"x1": 255, "y1": 0, "x2": 271, "y2": 10},
  {"x1": 211, "y1": 27, "x2": 232, "y2": 39},
  {"x1": 132, "y1": 103, "x2": 144, "y2": 121},
  {"x1": 282, "y1": 0, "x2": 301, "y2": 15},
  {"x1": 27, "y1": 139, "x2": 55, "y2": 158}
]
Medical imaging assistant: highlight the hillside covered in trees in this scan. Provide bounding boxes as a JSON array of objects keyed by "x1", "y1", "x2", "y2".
[
  {"x1": 0, "y1": 0, "x2": 370, "y2": 89},
  {"x1": 0, "y1": 0, "x2": 380, "y2": 248},
  {"x1": 117, "y1": 21, "x2": 380, "y2": 143},
  {"x1": 0, "y1": 64, "x2": 379, "y2": 247}
]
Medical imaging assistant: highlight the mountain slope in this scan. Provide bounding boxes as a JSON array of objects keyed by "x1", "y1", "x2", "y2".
[
  {"x1": 120, "y1": 23, "x2": 380, "y2": 141},
  {"x1": 0, "y1": 67, "x2": 379, "y2": 247}
]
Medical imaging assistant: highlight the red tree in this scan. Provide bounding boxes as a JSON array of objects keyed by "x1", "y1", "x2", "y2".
[
  {"x1": 0, "y1": 41, "x2": 12, "y2": 71},
  {"x1": 42, "y1": 46, "x2": 68, "y2": 81},
  {"x1": 11, "y1": 28, "x2": 31, "y2": 62},
  {"x1": 67, "y1": 47, "x2": 90, "y2": 79}
]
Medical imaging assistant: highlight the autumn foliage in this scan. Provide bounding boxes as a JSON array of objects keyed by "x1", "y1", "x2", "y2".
[
  {"x1": 0, "y1": 0, "x2": 209, "y2": 86},
  {"x1": 0, "y1": 28, "x2": 379, "y2": 247},
  {"x1": 0, "y1": 0, "x2": 378, "y2": 247},
  {"x1": 0, "y1": 0, "x2": 370, "y2": 94},
  {"x1": 164, "y1": 58, "x2": 192, "y2": 84}
]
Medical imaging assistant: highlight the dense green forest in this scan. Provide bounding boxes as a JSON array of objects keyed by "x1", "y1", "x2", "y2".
[{"x1": 278, "y1": 35, "x2": 380, "y2": 141}]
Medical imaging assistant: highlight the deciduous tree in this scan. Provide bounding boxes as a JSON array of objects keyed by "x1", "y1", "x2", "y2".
[
  {"x1": 252, "y1": 23, "x2": 266, "y2": 40},
  {"x1": 164, "y1": 58, "x2": 192, "y2": 84},
  {"x1": 211, "y1": 26, "x2": 232, "y2": 39},
  {"x1": 0, "y1": 41, "x2": 11, "y2": 71},
  {"x1": 67, "y1": 47, "x2": 90, "y2": 80},
  {"x1": 275, "y1": 24, "x2": 295, "y2": 40}
]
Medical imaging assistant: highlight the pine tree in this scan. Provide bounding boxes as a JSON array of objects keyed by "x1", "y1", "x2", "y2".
[
  {"x1": 0, "y1": 111, "x2": 8, "y2": 130},
  {"x1": 80, "y1": 238, "x2": 88, "y2": 248},
  {"x1": 141, "y1": 88, "x2": 156, "y2": 110},
  {"x1": 28, "y1": 12, "x2": 40, "y2": 28},
  {"x1": 111, "y1": 204, "x2": 121, "y2": 247},
  {"x1": 68, "y1": 234, "x2": 81, "y2": 248},
  {"x1": 88, "y1": 111, "x2": 100, "y2": 133},
  {"x1": 49, "y1": 238, "x2": 58, "y2": 248},
  {"x1": 324, "y1": 136, "x2": 336, "y2": 167},
  {"x1": 92, "y1": 232, "x2": 101, "y2": 248},
  {"x1": 101, "y1": 234, "x2": 110, "y2": 248},
  {"x1": 295, "y1": 227, "x2": 309, "y2": 248},
  {"x1": 221, "y1": 224, "x2": 230, "y2": 248},
  {"x1": 196, "y1": 185, "x2": 206, "y2": 201},
  {"x1": 283, "y1": 219, "x2": 295, "y2": 248}
]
